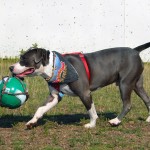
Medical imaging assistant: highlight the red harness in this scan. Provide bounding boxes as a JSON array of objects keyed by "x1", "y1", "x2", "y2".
[
  {"x1": 51, "y1": 52, "x2": 90, "y2": 92},
  {"x1": 62, "y1": 52, "x2": 90, "y2": 81}
]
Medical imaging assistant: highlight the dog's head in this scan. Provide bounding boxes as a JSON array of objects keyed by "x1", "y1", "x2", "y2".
[{"x1": 9, "y1": 48, "x2": 50, "y2": 78}]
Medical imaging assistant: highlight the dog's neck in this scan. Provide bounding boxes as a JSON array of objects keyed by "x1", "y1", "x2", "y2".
[
  {"x1": 44, "y1": 51, "x2": 54, "y2": 78},
  {"x1": 40, "y1": 51, "x2": 54, "y2": 79}
]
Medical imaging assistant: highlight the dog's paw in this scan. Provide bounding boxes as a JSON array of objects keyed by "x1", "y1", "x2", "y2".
[
  {"x1": 109, "y1": 117, "x2": 121, "y2": 126},
  {"x1": 26, "y1": 122, "x2": 37, "y2": 129},
  {"x1": 26, "y1": 119, "x2": 37, "y2": 129},
  {"x1": 84, "y1": 123, "x2": 95, "y2": 128},
  {"x1": 146, "y1": 116, "x2": 150, "y2": 122}
]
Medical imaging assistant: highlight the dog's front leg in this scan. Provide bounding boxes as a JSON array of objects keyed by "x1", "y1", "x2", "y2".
[{"x1": 26, "y1": 93, "x2": 59, "y2": 129}]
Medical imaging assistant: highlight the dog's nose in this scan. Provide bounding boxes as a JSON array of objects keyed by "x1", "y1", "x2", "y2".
[{"x1": 9, "y1": 66, "x2": 14, "y2": 72}]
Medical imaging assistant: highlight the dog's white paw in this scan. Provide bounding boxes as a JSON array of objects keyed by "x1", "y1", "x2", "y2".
[
  {"x1": 109, "y1": 117, "x2": 121, "y2": 126},
  {"x1": 84, "y1": 123, "x2": 96, "y2": 128},
  {"x1": 26, "y1": 118, "x2": 37, "y2": 129},
  {"x1": 146, "y1": 116, "x2": 150, "y2": 122}
]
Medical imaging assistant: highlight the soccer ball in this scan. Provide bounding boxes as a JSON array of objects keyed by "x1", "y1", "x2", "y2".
[{"x1": 0, "y1": 76, "x2": 29, "y2": 109}]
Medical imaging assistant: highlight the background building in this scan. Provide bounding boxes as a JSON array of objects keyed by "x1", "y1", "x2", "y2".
[{"x1": 0, "y1": 0, "x2": 150, "y2": 61}]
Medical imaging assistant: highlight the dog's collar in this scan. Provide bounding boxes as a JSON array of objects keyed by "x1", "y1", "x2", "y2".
[
  {"x1": 42, "y1": 51, "x2": 78, "y2": 84},
  {"x1": 43, "y1": 51, "x2": 68, "y2": 83}
]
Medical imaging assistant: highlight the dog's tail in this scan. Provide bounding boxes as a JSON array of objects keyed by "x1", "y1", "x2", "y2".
[{"x1": 134, "y1": 42, "x2": 150, "y2": 52}]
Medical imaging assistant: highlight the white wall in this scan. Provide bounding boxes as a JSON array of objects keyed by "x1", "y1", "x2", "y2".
[{"x1": 0, "y1": 0, "x2": 150, "y2": 61}]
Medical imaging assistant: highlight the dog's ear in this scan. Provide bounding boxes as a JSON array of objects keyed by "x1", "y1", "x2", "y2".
[
  {"x1": 33, "y1": 48, "x2": 50, "y2": 66},
  {"x1": 34, "y1": 50, "x2": 43, "y2": 64},
  {"x1": 34, "y1": 56, "x2": 43, "y2": 64}
]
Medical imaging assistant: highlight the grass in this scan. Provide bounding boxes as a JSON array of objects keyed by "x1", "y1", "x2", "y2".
[{"x1": 0, "y1": 59, "x2": 150, "y2": 149}]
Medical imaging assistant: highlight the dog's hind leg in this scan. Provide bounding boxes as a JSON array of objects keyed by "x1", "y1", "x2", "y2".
[
  {"x1": 109, "y1": 82, "x2": 133, "y2": 126},
  {"x1": 134, "y1": 75, "x2": 150, "y2": 122}
]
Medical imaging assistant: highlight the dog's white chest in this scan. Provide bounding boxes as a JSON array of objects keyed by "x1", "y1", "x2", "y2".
[{"x1": 60, "y1": 84, "x2": 76, "y2": 96}]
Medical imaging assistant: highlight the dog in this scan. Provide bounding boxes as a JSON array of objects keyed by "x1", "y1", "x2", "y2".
[{"x1": 9, "y1": 42, "x2": 150, "y2": 129}]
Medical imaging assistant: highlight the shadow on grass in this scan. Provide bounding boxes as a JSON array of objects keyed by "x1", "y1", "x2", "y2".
[{"x1": 0, "y1": 112, "x2": 118, "y2": 128}]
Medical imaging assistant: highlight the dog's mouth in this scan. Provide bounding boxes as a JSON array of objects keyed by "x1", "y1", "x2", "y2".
[{"x1": 15, "y1": 68, "x2": 35, "y2": 78}]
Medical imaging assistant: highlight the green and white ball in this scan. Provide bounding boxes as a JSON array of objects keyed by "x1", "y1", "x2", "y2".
[{"x1": 0, "y1": 76, "x2": 28, "y2": 109}]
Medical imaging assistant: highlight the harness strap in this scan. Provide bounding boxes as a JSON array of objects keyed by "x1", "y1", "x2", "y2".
[
  {"x1": 78, "y1": 53, "x2": 90, "y2": 81},
  {"x1": 62, "y1": 52, "x2": 90, "y2": 81}
]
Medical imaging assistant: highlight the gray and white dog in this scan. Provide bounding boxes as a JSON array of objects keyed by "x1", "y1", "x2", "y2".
[{"x1": 10, "y1": 42, "x2": 150, "y2": 129}]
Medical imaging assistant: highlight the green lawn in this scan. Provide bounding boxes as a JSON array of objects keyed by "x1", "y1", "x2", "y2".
[{"x1": 0, "y1": 59, "x2": 150, "y2": 150}]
